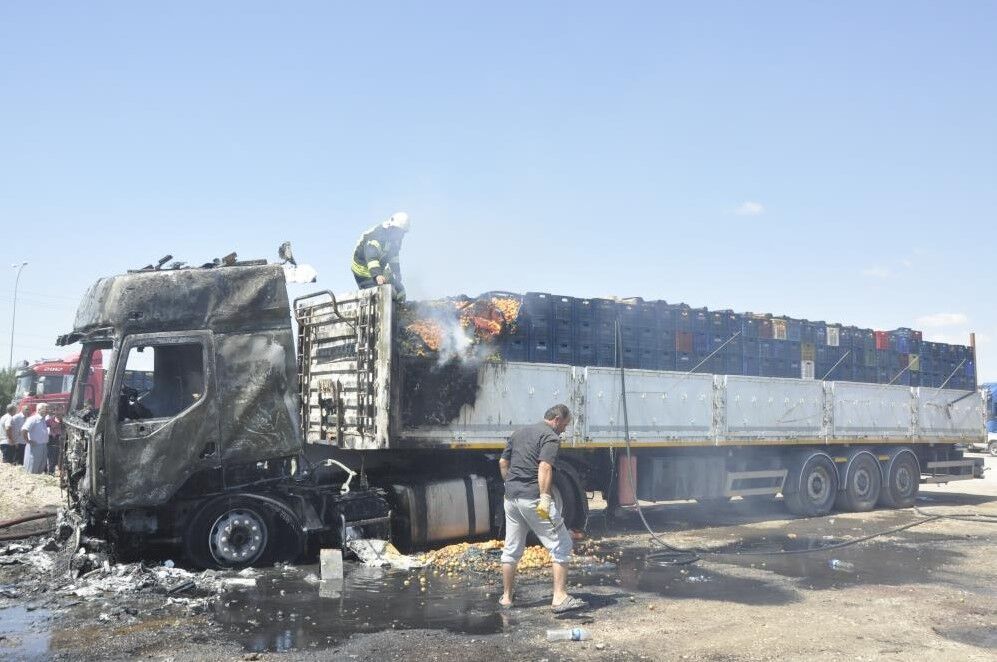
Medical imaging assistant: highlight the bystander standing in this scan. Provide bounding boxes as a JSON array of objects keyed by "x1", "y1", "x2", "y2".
[
  {"x1": 45, "y1": 412, "x2": 63, "y2": 474},
  {"x1": 0, "y1": 404, "x2": 16, "y2": 464},
  {"x1": 11, "y1": 406, "x2": 27, "y2": 466},
  {"x1": 21, "y1": 403, "x2": 50, "y2": 474}
]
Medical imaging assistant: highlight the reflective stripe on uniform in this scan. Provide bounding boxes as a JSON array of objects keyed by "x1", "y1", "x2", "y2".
[
  {"x1": 351, "y1": 260, "x2": 371, "y2": 277},
  {"x1": 366, "y1": 259, "x2": 382, "y2": 269}
]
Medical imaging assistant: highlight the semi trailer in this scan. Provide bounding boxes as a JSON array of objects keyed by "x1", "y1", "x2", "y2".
[{"x1": 56, "y1": 260, "x2": 985, "y2": 568}]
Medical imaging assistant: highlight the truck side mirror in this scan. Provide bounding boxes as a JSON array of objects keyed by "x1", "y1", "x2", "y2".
[{"x1": 35, "y1": 382, "x2": 44, "y2": 396}]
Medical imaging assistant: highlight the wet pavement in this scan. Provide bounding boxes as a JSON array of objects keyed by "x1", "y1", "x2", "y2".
[
  {"x1": 213, "y1": 565, "x2": 507, "y2": 652},
  {"x1": 1, "y1": 462, "x2": 995, "y2": 660}
]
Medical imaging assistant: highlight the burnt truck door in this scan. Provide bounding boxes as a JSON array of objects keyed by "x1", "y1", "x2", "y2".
[{"x1": 104, "y1": 331, "x2": 219, "y2": 508}]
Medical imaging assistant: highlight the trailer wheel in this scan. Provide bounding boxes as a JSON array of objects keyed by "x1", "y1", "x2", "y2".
[
  {"x1": 834, "y1": 452, "x2": 882, "y2": 512},
  {"x1": 784, "y1": 453, "x2": 838, "y2": 517},
  {"x1": 185, "y1": 495, "x2": 303, "y2": 569},
  {"x1": 988, "y1": 441, "x2": 997, "y2": 457},
  {"x1": 877, "y1": 451, "x2": 920, "y2": 509}
]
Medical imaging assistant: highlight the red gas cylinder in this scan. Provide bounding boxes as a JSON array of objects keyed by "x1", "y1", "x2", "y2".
[{"x1": 617, "y1": 454, "x2": 638, "y2": 506}]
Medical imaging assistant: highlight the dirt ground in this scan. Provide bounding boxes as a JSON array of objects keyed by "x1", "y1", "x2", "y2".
[
  {"x1": 0, "y1": 462, "x2": 62, "y2": 521},
  {"x1": 1, "y1": 455, "x2": 994, "y2": 661}
]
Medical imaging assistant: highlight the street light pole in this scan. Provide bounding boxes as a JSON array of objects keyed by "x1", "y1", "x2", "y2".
[{"x1": 9, "y1": 261, "x2": 28, "y2": 369}]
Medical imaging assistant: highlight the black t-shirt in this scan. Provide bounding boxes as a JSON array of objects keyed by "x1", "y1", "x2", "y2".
[{"x1": 501, "y1": 421, "x2": 561, "y2": 500}]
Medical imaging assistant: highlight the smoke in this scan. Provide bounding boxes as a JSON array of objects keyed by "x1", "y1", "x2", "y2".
[{"x1": 435, "y1": 319, "x2": 475, "y2": 367}]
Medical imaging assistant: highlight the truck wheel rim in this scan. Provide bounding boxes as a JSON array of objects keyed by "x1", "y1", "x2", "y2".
[
  {"x1": 209, "y1": 509, "x2": 268, "y2": 566},
  {"x1": 895, "y1": 467, "x2": 913, "y2": 496},
  {"x1": 853, "y1": 468, "x2": 871, "y2": 498},
  {"x1": 806, "y1": 467, "x2": 829, "y2": 501}
]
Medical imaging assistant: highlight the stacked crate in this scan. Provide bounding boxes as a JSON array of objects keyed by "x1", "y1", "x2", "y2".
[{"x1": 499, "y1": 292, "x2": 975, "y2": 389}]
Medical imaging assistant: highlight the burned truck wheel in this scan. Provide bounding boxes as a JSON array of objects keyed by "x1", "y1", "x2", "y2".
[
  {"x1": 184, "y1": 495, "x2": 304, "y2": 569},
  {"x1": 834, "y1": 451, "x2": 882, "y2": 513},
  {"x1": 877, "y1": 450, "x2": 920, "y2": 509},
  {"x1": 783, "y1": 453, "x2": 838, "y2": 517}
]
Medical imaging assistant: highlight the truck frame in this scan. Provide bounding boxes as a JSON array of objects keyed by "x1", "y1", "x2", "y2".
[{"x1": 56, "y1": 262, "x2": 985, "y2": 567}]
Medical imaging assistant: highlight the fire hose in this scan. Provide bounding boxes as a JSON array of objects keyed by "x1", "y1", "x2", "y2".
[{"x1": 0, "y1": 511, "x2": 58, "y2": 541}]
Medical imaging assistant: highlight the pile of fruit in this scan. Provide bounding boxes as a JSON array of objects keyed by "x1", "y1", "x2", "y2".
[{"x1": 418, "y1": 539, "x2": 553, "y2": 574}]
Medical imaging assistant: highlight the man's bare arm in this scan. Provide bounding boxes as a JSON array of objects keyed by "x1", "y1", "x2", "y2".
[
  {"x1": 537, "y1": 461, "x2": 553, "y2": 496},
  {"x1": 499, "y1": 457, "x2": 510, "y2": 481}
]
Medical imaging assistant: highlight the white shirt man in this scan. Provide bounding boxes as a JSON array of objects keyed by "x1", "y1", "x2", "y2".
[
  {"x1": 9, "y1": 407, "x2": 26, "y2": 466},
  {"x1": 21, "y1": 404, "x2": 50, "y2": 474},
  {"x1": 0, "y1": 404, "x2": 15, "y2": 464}
]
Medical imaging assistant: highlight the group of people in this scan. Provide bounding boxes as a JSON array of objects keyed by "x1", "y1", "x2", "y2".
[{"x1": 0, "y1": 403, "x2": 60, "y2": 474}]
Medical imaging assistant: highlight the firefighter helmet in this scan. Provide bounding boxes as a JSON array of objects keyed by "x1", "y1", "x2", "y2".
[{"x1": 384, "y1": 211, "x2": 410, "y2": 232}]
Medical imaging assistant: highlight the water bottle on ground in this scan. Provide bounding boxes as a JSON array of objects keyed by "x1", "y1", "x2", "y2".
[
  {"x1": 828, "y1": 559, "x2": 854, "y2": 572},
  {"x1": 547, "y1": 628, "x2": 591, "y2": 642}
]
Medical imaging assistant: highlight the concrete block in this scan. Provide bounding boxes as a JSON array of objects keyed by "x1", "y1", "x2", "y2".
[{"x1": 320, "y1": 548, "x2": 343, "y2": 581}]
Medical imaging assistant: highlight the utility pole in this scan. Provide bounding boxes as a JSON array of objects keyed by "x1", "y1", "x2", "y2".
[{"x1": 9, "y1": 261, "x2": 27, "y2": 369}]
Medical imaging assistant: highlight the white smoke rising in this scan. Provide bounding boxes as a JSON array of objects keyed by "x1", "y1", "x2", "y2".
[{"x1": 435, "y1": 319, "x2": 475, "y2": 366}]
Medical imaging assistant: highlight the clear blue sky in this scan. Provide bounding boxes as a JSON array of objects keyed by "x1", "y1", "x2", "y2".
[{"x1": 1, "y1": 2, "x2": 994, "y2": 378}]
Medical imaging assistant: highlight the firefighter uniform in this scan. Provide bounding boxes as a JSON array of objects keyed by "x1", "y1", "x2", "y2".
[{"x1": 351, "y1": 223, "x2": 407, "y2": 299}]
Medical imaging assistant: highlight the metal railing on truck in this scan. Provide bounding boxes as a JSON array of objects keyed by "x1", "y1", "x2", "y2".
[{"x1": 294, "y1": 287, "x2": 393, "y2": 450}]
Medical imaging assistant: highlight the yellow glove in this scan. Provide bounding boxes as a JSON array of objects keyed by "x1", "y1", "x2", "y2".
[{"x1": 536, "y1": 493, "x2": 552, "y2": 521}]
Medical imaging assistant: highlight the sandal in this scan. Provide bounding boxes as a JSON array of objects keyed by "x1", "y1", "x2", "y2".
[{"x1": 551, "y1": 595, "x2": 587, "y2": 613}]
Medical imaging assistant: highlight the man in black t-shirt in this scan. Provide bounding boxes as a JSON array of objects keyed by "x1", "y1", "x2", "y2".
[{"x1": 498, "y1": 404, "x2": 585, "y2": 613}]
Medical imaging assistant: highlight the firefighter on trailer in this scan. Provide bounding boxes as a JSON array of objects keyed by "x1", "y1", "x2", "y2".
[{"x1": 351, "y1": 212, "x2": 410, "y2": 301}]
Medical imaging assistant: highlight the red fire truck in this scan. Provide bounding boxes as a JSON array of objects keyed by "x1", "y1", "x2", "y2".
[
  {"x1": 13, "y1": 352, "x2": 154, "y2": 417},
  {"x1": 12, "y1": 353, "x2": 99, "y2": 419}
]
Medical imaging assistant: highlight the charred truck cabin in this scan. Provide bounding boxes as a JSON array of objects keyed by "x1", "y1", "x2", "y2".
[{"x1": 57, "y1": 263, "x2": 391, "y2": 568}]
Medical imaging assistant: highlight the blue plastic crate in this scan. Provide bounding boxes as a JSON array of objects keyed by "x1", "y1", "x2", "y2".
[
  {"x1": 576, "y1": 339, "x2": 596, "y2": 366},
  {"x1": 594, "y1": 340, "x2": 616, "y2": 367},
  {"x1": 674, "y1": 305, "x2": 694, "y2": 332},
  {"x1": 552, "y1": 295, "x2": 574, "y2": 321},
  {"x1": 742, "y1": 355, "x2": 760, "y2": 376},
  {"x1": 638, "y1": 347, "x2": 657, "y2": 370},
  {"x1": 740, "y1": 314, "x2": 760, "y2": 339},
  {"x1": 553, "y1": 330, "x2": 574, "y2": 365},
  {"x1": 529, "y1": 332, "x2": 554, "y2": 363},
  {"x1": 523, "y1": 292, "x2": 554, "y2": 319},
  {"x1": 693, "y1": 333, "x2": 710, "y2": 355},
  {"x1": 777, "y1": 340, "x2": 799, "y2": 360},
  {"x1": 657, "y1": 351, "x2": 676, "y2": 371},
  {"x1": 500, "y1": 332, "x2": 529, "y2": 362},
  {"x1": 786, "y1": 319, "x2": 802, "y2": 342},
  {"x1": 638, "y1": 324, "x2": 661, "y2": 352},
  {"x1": 675, "y1": 351, "x2": 694, "y2": 371}
]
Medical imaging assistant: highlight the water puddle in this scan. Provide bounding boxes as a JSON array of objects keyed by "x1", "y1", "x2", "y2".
[
  {"x1": 212, "y1": 564, "x2": 506, "y2": 652},
  {"x1": 0, "y1": 605, "x2": 52, "y2": 660}
]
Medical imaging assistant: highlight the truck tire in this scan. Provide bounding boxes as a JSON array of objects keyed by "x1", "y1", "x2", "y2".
[
  {"x1": 988, "y1": 441, "x2": 997, "y2": 457},
  {"x1": 553, "y1": 465, "x2": 588, "y2": 531},
  {"x1": 877, "y1": 451, "x2": 920, "y2": 509},
  {"x1": 784, "y1": 453, "x2": 838, "y2": 517},
  {"x1": 184, "y1": 494, "x2": 303, "y2": 569},
  {"x1": 834, "y1": 451, "x2": 882, "y2": 512}
]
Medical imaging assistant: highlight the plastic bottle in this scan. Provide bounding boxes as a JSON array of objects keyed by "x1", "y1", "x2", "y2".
[
  {"x1": 828, "y1": 559, "x2": 854, "y2": 572},
  {"x1": 546, "y1": 628, "x2": 591, "y2": 642}
]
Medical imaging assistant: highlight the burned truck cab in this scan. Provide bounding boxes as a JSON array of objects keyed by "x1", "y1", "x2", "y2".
[{"x1": 58, "y1": 263, "x2": 389, "y2": 568}]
